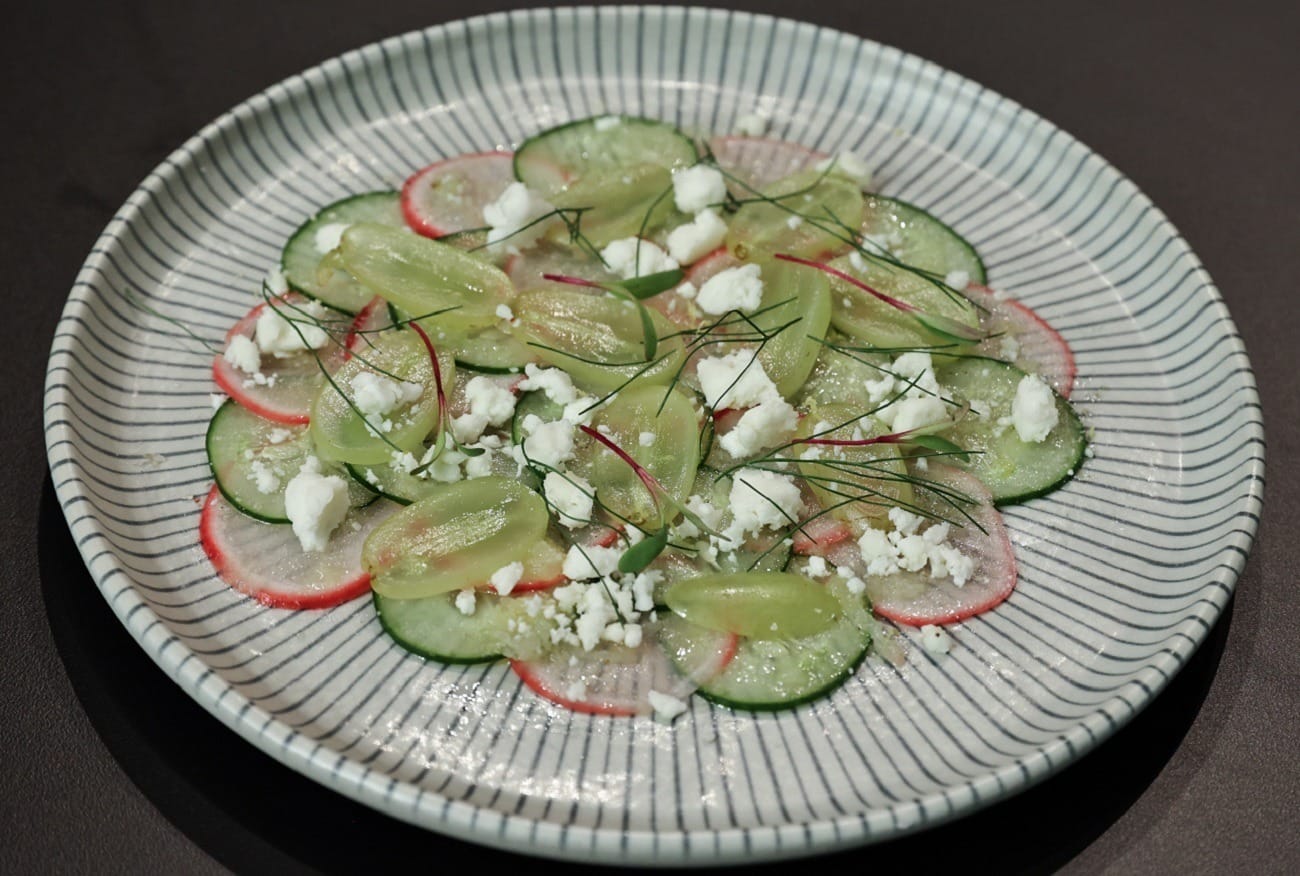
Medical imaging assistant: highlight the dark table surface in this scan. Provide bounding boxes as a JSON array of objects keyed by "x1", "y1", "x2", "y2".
[{"x1": 5, "y1": 1, "x2": 1297, "y2": 873}]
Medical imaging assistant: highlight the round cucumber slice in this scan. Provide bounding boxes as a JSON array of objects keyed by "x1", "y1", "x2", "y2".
[
  {"x1": 282, "y1": 192, "x2": 405, "y2": 313},
  {"x1": 660, "y1": 579, "x2": 871, "y2": 711},
  {"x1": 514, "y1": 115, "x2": 697, "y2": 196},
  {"x1": 936, "y1": 357, "x2": 1087, "y2": 505},
  {"x1": 207, "y1": 400, "x2": 371, "y2": 522}
]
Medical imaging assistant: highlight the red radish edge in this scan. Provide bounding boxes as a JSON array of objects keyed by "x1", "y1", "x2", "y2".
[
  {"x1": 509, "y1": 659, "x2": 640, "y2": 716},
  {"x1": 198, "y1": 486, "x2": 371, "y2": 610},
  {"x1": 967, "y1": 283, "x2": 1077, "y2": 399},
  {"x1": 400, "y1": 151, "x2": 515, "y2": 239}
]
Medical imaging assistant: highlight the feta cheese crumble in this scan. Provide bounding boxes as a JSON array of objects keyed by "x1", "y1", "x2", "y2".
[
  {"x1": 544, "y1": 471, "x2": 595, "y2": 529},
  {"x1": 1009, "y1": 374, "x2": 1059, "y2": 443},
  {"x1": 483, "y1": 182, "x2": 555, "y2": 250},
  {"x1": 665, "y1": 208, "x2": 728, "y2": 265},
  {"x1": 814, "y1": 152, "x2": 871, "y2": 186},
  {"x1": 450, "y1": 375, "x2": 517, "y2": 443},
  {"x1": 255, "y1": 299, "x2": 330, "y2": 355},
  {"x1": 648, "y1": 690, "x2": 689, "y2": 723},
  {"x1": 283, "y1": 457, "x2": 350, "y2": 552},
  {"x1": 488, "y1": 561, "x2": 525, "y2": 596},
  {"x1": 600, "y1": 237, "x2": 679, "y2": 279},
  {"x1": 919, "y1": 624, "x2": 953, "y2": 655},
  {"x1": 349, "y1": 371, "x2": 422, "y2": 418},
  {"x1": 695, "y1": 263, "x2": 764, "y2": 315},
  {"x1": 222, "y1": 335, "x2": 261, "y2": 375},
  {"x1": 313, "y1": 222, "x2": 350, "y2": 254},
  {"x1": 671, "y1": 164, "x2": 727, "y2": 214}
]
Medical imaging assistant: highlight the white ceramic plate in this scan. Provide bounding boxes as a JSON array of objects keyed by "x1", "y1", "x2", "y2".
[{"x1": 43, "y1": 8, "x2": 1263, "y2": 865}]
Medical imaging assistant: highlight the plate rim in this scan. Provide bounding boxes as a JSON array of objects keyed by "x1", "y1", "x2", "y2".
[{"x1": 42, "y1": 5, "x2": 1265, "y2": 865}]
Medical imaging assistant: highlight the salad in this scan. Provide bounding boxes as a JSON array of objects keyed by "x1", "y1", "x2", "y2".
[{"x1": 199, "y1": 115, "x2": 1087, "y2": 719}]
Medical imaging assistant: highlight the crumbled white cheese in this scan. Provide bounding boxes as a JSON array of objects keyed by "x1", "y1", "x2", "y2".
[
  {"x1": 888, "y1": 506, "x2": 924, "y2": 535},
  {"x1": 484, "y1": 182, "x2": 556, "y2": 249},
  {"x1": 600, "y1": 237, "x2": 679, "y2": 279},
  {"x1": 888, "y1": 396, "x2": 949, "y2": 434},
  {"x1": 223, "y1": 335, "x2": 261, "y2": 375},
  {"x1": 1010, "y1": 374, "x2": 1059, "y2": 443},
  {"x1": 814, "y1": 152, "x2": 871, "y2": 186},
  {"x1": 283, "y1": 457, "x2": 350, "y2": 552},
  {"x1": 1000, "y1": 335, "x2": 1021, "y2": 362},
  {"x1": 544, "y1": 471, "x2": 595, "y2": 529},
  {"x1": 210, "y1": 393, "x2": 228, "y2": 410},
  {"x1": 648, "y1": 689, "x2": 689, "y2": 723},
  {"x1": 844, "y1": 575, "x2": 867, "y2": 595},
  {"x1": 724, "y1": 469, "x2": 804, "y2": 545},
  {"x1": 565, "y1": 679, "x2": 589, "y2": 701},
  {"x1": 638, "y1": 431, "x2": 656, "y2": 447},
  {"x1": 665, "y1": 209, "x2": 728, "y2": 265},
  {"x1": 313, "y1": 222, "x2": 350, "y2": 254},
  {"x1": 695, "y1": 263, "x2": 764, "y2": 315},
  {"x1": 517, "y1": 363, "x2": 579, "y2": 406},
  {"x1": 450, "y1": 375, "x2": 517, "y2": 443},
  {"x1": 944, "y1": 269, "x2": 970, "y2": 290},
  {"x1": 264, "y1": 264, "x2": 289, "y2": 295},
  {"x1": 249, "y1": 459, "x2": 281, "y2": 495},
  {"x1": 696, "y1": 349, "x2": 780, "y2": 410},
  {"x1": 455, "y1": 589, "x2": 477, "y2": 616},
  {"x1": 919, "y1": 624, "x2": 953, "y2": 655},
  {"x1": 858, "y1": 517, "x2": 977, "y2": 586},
  {"x1": 676, "y1": 280, "x2": 697, "y2": 300},
  {"x1": 495, "y1": 303, "x2": 515, "y2": 321},
  {"x1": 489, "y1": 561, "x2": 525, "y2": 596},
  {"x1": 593, "y1": 115, "x2": 621, "y2": 132},
  {"x1": 561, "y1": 545, "x2": 622, "y2": 581},
  {"x1": 255, "y1": 299, "x2": 330, "y2": 355},
  {"x1": 804, "y1": 556, "x2": 830, "y2": 578},
  {"x1": 521, "y1": 419, "x2": 576, "y2": 470},
  {"x1": 786, "y1": 215, "x2": 804, "y2": 230},
  {"x1": 671, "y1": 164, "x2": 728, "y2": 214},
  {"x1": 350, "y1": 371, "x2": 423, "y2": 418},
  {"x1": 718, "y1": 398, "x2": 798, "y2": 458}
]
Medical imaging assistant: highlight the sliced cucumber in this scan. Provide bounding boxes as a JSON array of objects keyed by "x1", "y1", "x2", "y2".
[
  {"x1": 446, "y1": 325, "x2": 535, "y2": 374},
  {"x1": 514, "y1": 116, "x2": 697, "y2": 196},
  {"x1": 282, "y1": 192, "x2": 405, "y2": 313},
  {"x1": 936, "y1": 357, "x2": 1086, "y2": 505},
  {"x1": 828, "y1": 195, "x2": 983, "y2": 348},
  {"x1": 659, "y1": 579, "x2": 871, "y2": 711},
  {"x1": 207, "y1": 400, "x2": 371, "y2": 522},
  {"x1": 374, "y1": 589, "x2": 548, "y2": 663},
  {"x1": 796, "y1": 335, "x2": 891, "y2": 408}
]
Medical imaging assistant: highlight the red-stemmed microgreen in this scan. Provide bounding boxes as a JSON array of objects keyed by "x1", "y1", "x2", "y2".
[
  {"x1": 774, "y1": 253, "x2": 984, "y2": 343},
  {"x1": 540, "y1": 270, "x2": 681, "y2": 362},
  {"x1": 405, "y1": 322, "x2": 485, "y2": 473}
]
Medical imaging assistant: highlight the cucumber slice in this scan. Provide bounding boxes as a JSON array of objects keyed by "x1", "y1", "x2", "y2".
[
  {"x1": 828, "y1": 195, "x2": 983, "y2": 348},
  {"x1": 282, "y1": 192, "x2": 405, "y2": 313},
  {"x1": 374, "y1": 590, "x2": 524, "y2": 663},
  {"x1": 936, "y1": 357, "x2": 1087, "y2": 505},
  {"x1": 862, "y1": 195, "x2": 986, "y2": 284},
  {"x1": 659, "y1": 579, "x2": 871, "y2": 711},
  {"x1": 207, "y1": 400, "x2": 371, "y2": 522},
  {"x1": 726, "y1": 169, "x2": 864, "y2": 261},
  {"x1": 446, "y1": 325, "x2": 535, "y2": 374},
  {"x1": 514, "y1": 116, "x2": 697, "y2": 196}
]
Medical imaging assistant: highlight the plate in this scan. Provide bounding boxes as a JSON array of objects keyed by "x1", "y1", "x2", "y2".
[{"x1": 42, "y1": 7, "x2": 1263, "y2": 865}]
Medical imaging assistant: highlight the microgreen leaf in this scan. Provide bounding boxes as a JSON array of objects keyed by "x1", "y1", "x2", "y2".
[
  {"x1": 619, "y1": 268, "x2": 684, "y2": 299},
  {"x1": 618, "y1": 526, "x2": 669, "y2": 574},
  {"x1": 906, "y1": 434, "x2": 971, "y2": 462}
]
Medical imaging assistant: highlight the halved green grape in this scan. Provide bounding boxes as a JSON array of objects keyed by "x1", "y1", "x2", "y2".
[
  {"x1": 514, "y1": 287, "x2": 686, "y2": 394},
  {"x1": 550, "y1": 163, "x2": 680, "y2": 248},
  {"x1": 339, "y1": 222, "x2": 512, "y2": 335},
  {"x1": 664, "y1": 571, "x2": 842, "y2": 640},
  {"x1": 310, "y1": 329, "x2": 453, "y2": 466},
  {"x1": 726, "y1": 169, "x2": 864, "y2": 261},
  {"x1": 750, "y1": 257, "x2": 832, "y2": 398},
  {"x1": 573, "y1": 385, "x2": 700, "y2": 528},
  {"x1": 365, "y1": 476, "x2": 549, "y2": 599},
  {"x1": 282, "y1": 192, "x2": 405, "y2": 313}
]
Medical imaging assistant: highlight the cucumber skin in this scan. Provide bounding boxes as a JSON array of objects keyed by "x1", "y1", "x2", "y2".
[
  {"x1": 282, "y1": 191, "x2": 404, "y2": 313},
  {"x1": 373, "y1": 592, "x2": 503, "y2": 665},
  {"x1": 694, "y1": 648, "x2": 867, "y2": 713},
  {"x1": 206, "y1": 405, "x2": 289, "y2": 525},
  {"x1": 867, "y1": 194, "x2": 988, "y2": 286},
  {"x1": 512, "y1": 115, "x2": 698, "y2": 190}
]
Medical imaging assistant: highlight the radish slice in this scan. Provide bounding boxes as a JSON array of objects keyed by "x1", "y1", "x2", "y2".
[
  {"x1": 792, "y1": 514, "x2": 854, "y2": 556},
  {"x1": 966, "y1": 284, "x2": 1077, "y2": 398},
  {"x1": 484, "y1": 536, "x2": 567, "y2": 595},
  {"x1": 863, "y1": 465, "x2": 1017, "y2": 626},
  {"x1": 510, "y1": 625, "x2": 737, "y2": 716},
  {"x1": 401, "y1": 151, "x2": 516, "y2": 239},
  {"x1": 708, "y1": 136, "x2": 828, "y2": 190},
  {"x1": 212, "y1": 294, "x2": 350, "y2": 424},
  {"x1": 199, "y1": 485, "x2": 396, "y2": 610},
  {"x1": 343, "y1": 296, "x2": 396, "y2": 358}
]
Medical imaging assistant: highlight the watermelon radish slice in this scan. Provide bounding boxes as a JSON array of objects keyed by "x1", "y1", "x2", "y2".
[
  {"x1": 199, "y1": 484, "x2": 396, "y2": 610},
  {"x1": 510, "y1": 624, "x2": 737, "y2": 716},
  {"x1": 966, "y1": 284, "x2": 1077, "y2": 398},
  {"x1": 863, "y1": 465, "x2": 1017, "y2": 626},
  {"x1": 707, "y1": 136, "x2": 828, "y2": 191},
  {"x1": 401, "y1": 151, "x2": 516, "y2": 239},
  {"x1": 212, "y1": 294, "x2": 351, "y2": 425}
]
